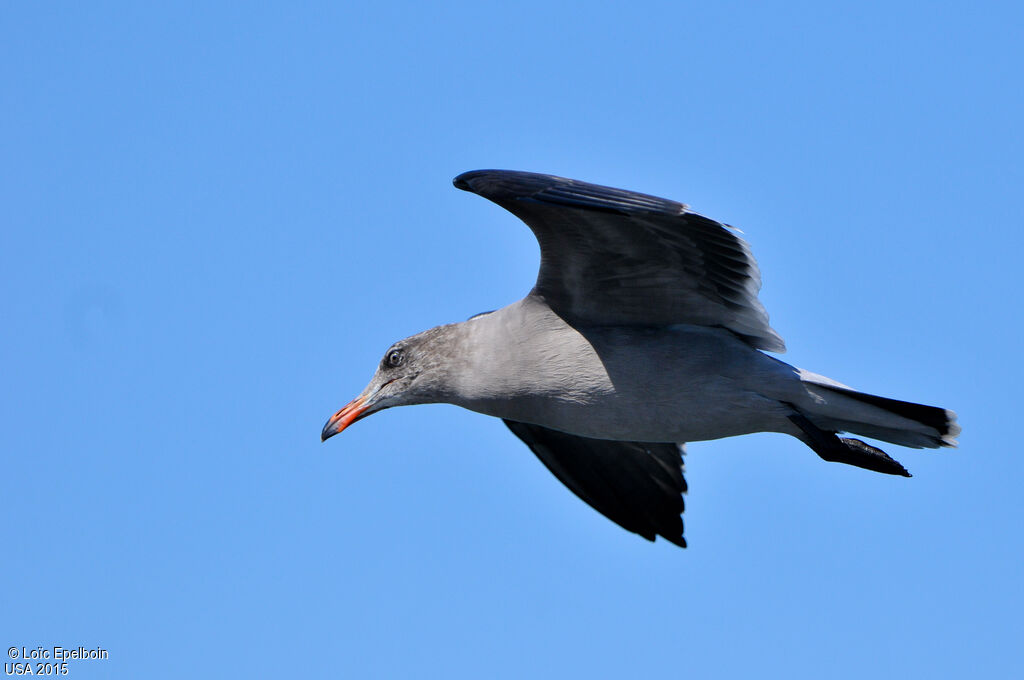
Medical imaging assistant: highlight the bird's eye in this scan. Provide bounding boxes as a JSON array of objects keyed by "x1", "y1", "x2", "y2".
[{"x1": 385, "y1": 348, "x2": 405, "y2": 368}]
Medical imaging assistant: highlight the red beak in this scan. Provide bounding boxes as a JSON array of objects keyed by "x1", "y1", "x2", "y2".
[{"x1": 321, "y1": 396, "x2": 368, "y2": 441}]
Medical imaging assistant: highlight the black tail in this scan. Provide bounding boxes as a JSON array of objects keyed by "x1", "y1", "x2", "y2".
[
  {"x1": 826, "y1": 386, "x2": 958, "y2": 445},
  {"x1": 797, "y1": 371, "x2": 961, "y2": 449}
]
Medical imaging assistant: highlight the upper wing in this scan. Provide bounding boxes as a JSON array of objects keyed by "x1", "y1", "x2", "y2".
[
  {"x1": 503, "y1": 420, "x2": 687, "y2": 547},
  {"x1": 455, "y1": 169, "x2": 785, "y2": 352}
]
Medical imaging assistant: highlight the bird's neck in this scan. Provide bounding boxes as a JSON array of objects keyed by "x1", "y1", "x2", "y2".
[{"x1": 441, "y1": 298, "x2": 612, "y2": 421}]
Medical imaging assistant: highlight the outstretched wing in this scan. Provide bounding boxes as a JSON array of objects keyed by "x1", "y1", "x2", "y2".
[
  {"x1": 504, "y1": 420, "x2": 687, "y2": 547},
  {"x1": 455, "y1": 169, "x2": 785, "y2": 352}
]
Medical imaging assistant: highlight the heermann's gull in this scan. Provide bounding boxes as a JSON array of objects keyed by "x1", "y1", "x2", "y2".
[{"x1": 321, "y1": 170, "x2": 960, "y2": 548}]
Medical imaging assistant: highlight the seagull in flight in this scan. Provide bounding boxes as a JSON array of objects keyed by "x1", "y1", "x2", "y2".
[{"x1": 321, "y1": 170, "x2": 960, "y2": 547}]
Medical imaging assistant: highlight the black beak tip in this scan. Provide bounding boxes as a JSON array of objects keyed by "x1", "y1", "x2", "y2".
[{"x1": 321, "y1": 419, "x2": 339, "y2": 442}]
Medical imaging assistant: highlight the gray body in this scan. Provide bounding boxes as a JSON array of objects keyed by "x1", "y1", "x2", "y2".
[
  {"x1": 322, "y1": 170, "x2": 959, "y2": 547},
  {"x1": 393, "y1": 296, "x2": 952, "y2": 451},
  {"x1": 449, "y1": 297, "x2": 793, "y2": 443}
]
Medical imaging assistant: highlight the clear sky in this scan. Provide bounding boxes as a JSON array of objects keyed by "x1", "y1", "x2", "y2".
[{"x1": 3, "y1": 2, "x2": 1021, "y2": 678}]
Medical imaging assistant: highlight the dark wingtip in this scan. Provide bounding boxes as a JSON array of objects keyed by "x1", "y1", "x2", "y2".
[
  {"x1": 453, "y1": 169, "x2": 501, "y2": 193},
  {"x1": 454, "y1": 169, "x2": 693, "y2": 220},
  {"x1": 453, "y1": 169, "x2": 559, "y2": 200},
  {"x1": 663, "y1": 535, "x2": 688, "y2": 549}
]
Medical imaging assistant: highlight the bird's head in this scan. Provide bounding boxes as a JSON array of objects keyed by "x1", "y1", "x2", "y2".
[{"x1": 321, "y1": 325, "x2": 462, "y2": 441}]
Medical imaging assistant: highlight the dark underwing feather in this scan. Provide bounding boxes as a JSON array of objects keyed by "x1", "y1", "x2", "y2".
[
  {"x1": 455, "y1": 169, "x2": 785, "y2": 353},
  {"x1": 503, "y1": 420, "x2": 687, "y2": 547}
]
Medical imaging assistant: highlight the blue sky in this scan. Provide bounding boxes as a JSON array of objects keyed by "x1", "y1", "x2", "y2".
[{"x1": 3, "y1": 2, "x2": 1021, "y2": 677}]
